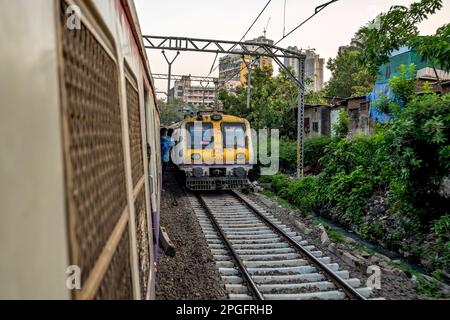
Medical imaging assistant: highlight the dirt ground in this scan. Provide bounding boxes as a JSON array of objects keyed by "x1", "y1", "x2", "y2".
[
  {"x1": 155, "y1": 168, "x2": 228, "y2": 300},
  {"x1": 246, "y1": 192, "x2": 428, "y2": 300}
]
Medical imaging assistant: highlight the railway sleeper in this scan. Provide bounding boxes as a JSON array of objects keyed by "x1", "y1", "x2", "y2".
[{"x1": 222, "y1": 271, "x2": 351, "y2": 285}]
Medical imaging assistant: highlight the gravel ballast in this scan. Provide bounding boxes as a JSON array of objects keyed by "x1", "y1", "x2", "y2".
[{"x1": 155, "y1": 169, "x2": 228, "y2": 300}]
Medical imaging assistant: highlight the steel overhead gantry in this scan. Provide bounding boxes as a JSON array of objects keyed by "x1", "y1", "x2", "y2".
[
  {"x1": 152, "y1": 73, "x2": 218, "y2": 83},
  {"x1": 143, "y1": 35, "x2": 306, "y2": 178}
]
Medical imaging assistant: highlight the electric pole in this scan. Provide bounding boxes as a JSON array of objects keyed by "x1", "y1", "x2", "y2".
[{"x1": 162, "y1": 50, "x2": 180, "y2": 103}]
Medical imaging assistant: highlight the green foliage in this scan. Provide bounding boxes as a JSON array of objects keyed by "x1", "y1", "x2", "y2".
[
  {"x1": 259, "y1": 173, "x2": 290, "y2": 196},
  {"x1": 158, "y1": 98, "x2": 184, "y2": 125},
  {"x1": 303, "y1": 135, "x2": 333, "y2": 173},
  {"x1": 320, "y1": 166, "x2": 374, "y2": 224},
  {"x1": 416, "y1": 275, "x2": 449, "y2": 298},
  {"x1": 325, "y1": 50, "x2": 376, "y2": 98},
  {"x1": 412, "y1": 23, "x2": 450, "y2": 71},
  {"x1": 374, "y1": 63, "x2": 417, "y2": 116},
  {"x1": 357, "y1": 0, "x2": 444, "y2": 74},
  {"x1": 430, "y1": 214, "x2": 450, "y2": 271},
  {"x1": 279, "y1": 139, "x2": 297, "y2": 174},
  {"x1": 219, "y1": 66, "x2": 298, "y2": 139},
  {"x1": 278, "y1": 136, "x2": 333, "y2": 174},
  {"x1": 383, "y1": 92, "x2": 450, "y2": 224},
  {"x1": 286, "y1": 176, "x2": 318, "y2": 213},
  {"x1": 260, "y1": 174, "x2": 318, "y2": 214},
  {"x1": 389, "y1": 64, "x2": 417, "y2": 106},
  {"x1": 306, "y1": 90, "x2": 327, "y2": 105},
  {"x1": 332, "y1": 108, "x2": 350, "y2": 139}
]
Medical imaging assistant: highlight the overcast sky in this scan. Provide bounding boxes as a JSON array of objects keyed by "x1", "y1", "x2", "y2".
[{"x1": 135, "y1": 0, "x2": 450, "y2": 98}]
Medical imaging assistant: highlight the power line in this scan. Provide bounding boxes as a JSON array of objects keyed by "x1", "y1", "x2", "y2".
[
  {"x1": 238, "y1": 0, "x2": 272, "y2": 43},
  {"x1": 203, "y1": 0, "x2": 272, "y2": 80},
  {"x1": 275, "y1": 0, "x2": 339, "y2": 45}
]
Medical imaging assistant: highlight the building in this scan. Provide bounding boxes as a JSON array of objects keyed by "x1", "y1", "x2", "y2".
[
  {"x1": 332, "y1": 96, "x2": 372, "y2": 136},
  {"x1": 218, "y1": 36, "x2": 273, "y2": 92},
  {"x1": 218, "y1": 54, "x2": 242, "y2": 92},
  {"x1": 291, "y1": 103, "x2": 331, "y2": 139},
  {"x1": 284, "y1": 47, "x2": 324, "y2": 92},
  {"x1": 303, "y1": 104, "x2": 331, "y2": 138},
  {"x1": 368, "y1": 46, "x2": 450, "y2": 123},
  {"x1": 172, "y1": 75, "x2": 218, "y2": 107}
]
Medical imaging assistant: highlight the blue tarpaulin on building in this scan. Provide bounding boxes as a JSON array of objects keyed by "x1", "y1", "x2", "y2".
[{"x1": 367, "y1": 83, "x2": 393, "y2": 123}]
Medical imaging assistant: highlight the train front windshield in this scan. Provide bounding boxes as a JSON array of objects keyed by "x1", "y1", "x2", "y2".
[
  {"x1": 186, "y1": 122, "x2": 214, "y2": 149},
  {"x1": 222, "y1": 123, "x2": 246, "y2": 148}
]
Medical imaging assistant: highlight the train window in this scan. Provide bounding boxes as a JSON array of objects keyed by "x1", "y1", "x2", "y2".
[
  {"x1": 222, "y1": 123, "x2": 246, "y2": 148},
  {"x1": 186, "y1": 122, "x2": 214, "y2": 149}
]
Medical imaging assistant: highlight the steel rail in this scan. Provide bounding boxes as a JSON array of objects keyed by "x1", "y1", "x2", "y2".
[
  {"x1": 231, "y1": 190, "x2": 367, "y2": 301},
  {"x1": 195, "y1": 194, "x2": 265, "y2": 300}
]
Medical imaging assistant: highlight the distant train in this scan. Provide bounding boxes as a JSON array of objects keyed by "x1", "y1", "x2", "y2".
[{"x1": 171, "y1": 111, "x2": 255, "y2": 191}]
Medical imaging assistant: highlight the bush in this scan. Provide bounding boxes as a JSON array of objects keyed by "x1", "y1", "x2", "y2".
[
  {"x1": 279, "y1": 139, "x2": 297, "y2": 173},
  {"x1": 286, "y1": 176, "x2": 318, "y2": 213},
  {"x1": 304, "y1": 135, "x2": 333, "y2": 174},
  {"x1": 260, "y1": 173, "x2": 291, "y2": 197},
  {"x1": 384, "y1": 92, "x2": 450, "y2": 225},
  {"x1": 333, "y1": 108, "x2": 350, "y2": 138},
  {"x1": 278, "y1": 136, "x2": 333, "y2": 174},
  {"x1": 319, "y1": 166, "x2": 373, "y2": 224},
  {"x1": 430, "y1": 214, "x2": 450, "y2": 272}
]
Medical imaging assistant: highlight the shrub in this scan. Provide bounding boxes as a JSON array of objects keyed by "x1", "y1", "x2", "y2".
[
  {"x1": 304, "y1": 135, "x2": 333, "y2": 174},
  {"x1": 333, "y1": 108, "x2": 350, "y2": 138},
  {"x1": 279, "y1": 139, "x2": 297, "y2": 173},
  {"x1": 260, "y1": 173, "x2": 291, "y2": 197},
  {"x1": 430, "y1": 214, "x2": 450, "y2": 272},
  {"x1": 384, "y1": 92, "x2": 450, "y2": 224},
  {"x1": 278, "y1": 136, "x2": 333, "y2": 174},
  {"x1": 286, "y1": 176, "x2": 318, "y2": 214}
]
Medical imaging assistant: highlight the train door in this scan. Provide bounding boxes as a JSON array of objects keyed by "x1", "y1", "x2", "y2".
[{"x1": 144, "y1": 91, "x2": 160, "y2": 288}]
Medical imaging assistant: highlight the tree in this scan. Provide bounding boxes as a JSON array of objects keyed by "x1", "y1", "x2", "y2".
[
  {"x1": 357, "y1": 0, "x2": 444, "y2": 74},
  {"x1": 218, "y1": 66, "x2": 298, "y2": 138},
  {"x1": 305, "y1": 89, "x2": 327, "y2": 105},
  {"x1": 325, "y1": 50, "x2": 376, "y2": 98},
  {"x1": 412, "y1": 23, "x2": 450, "y2": 72},
  {"x1": 158, "y1": 98, "x2": 184, "y2": 125}
]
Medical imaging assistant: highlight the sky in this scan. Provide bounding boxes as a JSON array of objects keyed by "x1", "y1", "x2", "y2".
[{"x1": 134, "y1": 0, "x2": 450, "y2": 99}]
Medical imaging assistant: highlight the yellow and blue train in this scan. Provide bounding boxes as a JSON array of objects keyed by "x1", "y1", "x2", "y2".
[{"x1": 171, "y1": 111, "x2": 255, "y2": 190}]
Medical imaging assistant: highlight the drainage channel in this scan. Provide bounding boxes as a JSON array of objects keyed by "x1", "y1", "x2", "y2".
[{"x1": 187, "y1": 191, "x2": 374, "y2": 300}]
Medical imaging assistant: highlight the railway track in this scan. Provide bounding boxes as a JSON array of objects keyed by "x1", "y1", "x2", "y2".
[{"x1": 187, "y1": 191, "x2": 374, "y2": 300}]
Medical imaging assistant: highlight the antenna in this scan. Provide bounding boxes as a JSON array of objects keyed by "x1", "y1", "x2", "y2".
[{"x1": 263, "y1": 17, "x2": 271, "y2": 38}]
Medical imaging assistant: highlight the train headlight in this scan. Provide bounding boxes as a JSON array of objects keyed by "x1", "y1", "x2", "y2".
[
  {"x1": 236, "y1": 153, "x2": 246, "y2": 161},
  {"x1": 191, "y1": 153, "x2": 201, "y2": 161}
]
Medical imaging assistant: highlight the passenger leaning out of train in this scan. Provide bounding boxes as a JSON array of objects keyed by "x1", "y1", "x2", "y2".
[{"x1": 160, "y1": 128, "x2": 174, "y2": 174}]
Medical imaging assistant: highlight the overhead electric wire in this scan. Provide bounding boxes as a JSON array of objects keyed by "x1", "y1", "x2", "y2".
[
  {"x1": 238, "y1": 0, "x2": 272, "y2": 43},
  {"x1": 275, "y1": 0, "x2": 339, "y2": 45},
  {"x1": 202, "y1": 0, "x2": 272, "y2": 81}
]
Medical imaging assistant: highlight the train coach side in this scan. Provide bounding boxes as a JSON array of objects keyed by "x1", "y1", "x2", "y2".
[{"x1": 0, "y1": 0, "x2": 160, "y2": 299}]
